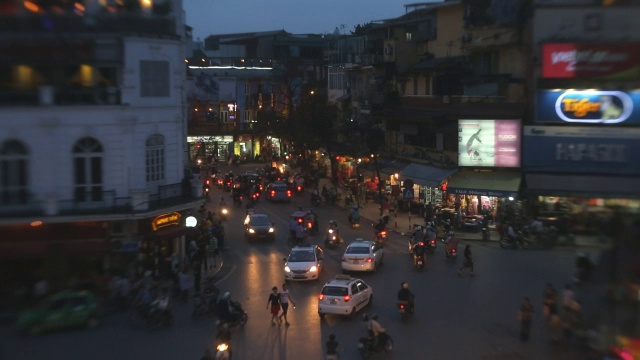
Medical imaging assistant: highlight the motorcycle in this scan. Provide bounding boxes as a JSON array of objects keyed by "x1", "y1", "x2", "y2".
[
  {"x1": 219, "y1": 300, "x2": 249, "y2": 328},
  {"x1": 426, "y1": 238, "x2": 437, "y2": 255},
  {"x1": 311, "y1": 194, "x2": 321, "y2": 206},
  {"x1": 358, "y1": 332, "x2": 394, "y2": 359},
  {"x1": 413, "y1": 250, "x2": 425, "y2": 270},
  {"x1": 214, "y1": 342, "x2": 231, "y2": 360},
  {"x1": 373, "y1": 226, "x2": 387, "y2": 244},
  {"x1": 219, "y1": 206, "x2": 229, "y2": 221},
  {"x1": 445, "y1": 246, "x2": 458, "y2": 261},
  {"x1": 397, "y1": 300, "x2": 414, "y2": 321},
  {"x1": 325, "y1": 228, "x2": 340, "y2": 249},
  {"x1": 145, "y1": 307, "x2": 173, "y2": 331}
]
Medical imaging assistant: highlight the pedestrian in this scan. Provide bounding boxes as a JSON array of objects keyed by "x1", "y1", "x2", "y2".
[
  {"x1": 518, "y1": 297, "x2": 534, "y2": 342},
  {"x1": 543, "y1": 283, "x2": 557, "y2": 320},
  {"x1": 178, "y1": 271, "x2": 191, "y2": 303},
  {"x1": 325, "y1": 333, "x2": 340, "y2": 360},
  {"x1": 458, "y1": 244, "x2": 475, "y2": 277},
  {"x1": 562, "y1": 284, "x2": 575, "y2": 312},
  {"x1": 267, "y1": 286, "x2": 281, "y2": 326},
  {"x1": 278, "y1": 283, "x2": 296, "y2": 326}
]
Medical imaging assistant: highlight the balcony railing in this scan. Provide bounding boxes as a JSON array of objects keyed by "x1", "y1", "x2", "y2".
[
  {"x1": 0, "y1": 86, "x2": 121, "y2": 107},
  {"x1": 0, "y1": 181, "x2": 200, "y2": 219}
]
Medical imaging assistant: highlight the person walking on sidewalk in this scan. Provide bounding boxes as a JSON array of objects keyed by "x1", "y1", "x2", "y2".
[
  {"x1": 278, "y1": 283, "x2": 296, "y2": 326},
  {"x1": 267, "y1": 286, "x2": 281, "y2": 326},
  {"x1": 518, "y1": 297, "x2": 535, "y2": 342},
  {"x1": 458, "y1": 244, "x2": 475, "y2": 277}
]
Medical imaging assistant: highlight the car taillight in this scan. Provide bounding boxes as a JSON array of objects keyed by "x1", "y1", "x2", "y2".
[
  {"x1": 430, "y1": 240, "x2": 435, "y2": 244},
  {"x1": 318, "y1": 294, "x2": 324, "y2": 300},
  {"x1": 270, "y1": 190, "x2": 275, "y2": 196},
  {"x1": 297, "y1": 186, "x2": 302, "y2": 191},
  {"x1": 343, "y1": 295, "x2": 351, "y2": 302},
  {"x1": 365, "y1": 258, "x2": 373, "y2": 263},
  {"x1": 452, "y1": 249, "x2": 457, "y2": 253},
  {"x1": 419, "y1": 242, "x2": 424, "y2": 246},
  {"x1": 287, "y1": 190, "x2": 292, "y2": 197}
]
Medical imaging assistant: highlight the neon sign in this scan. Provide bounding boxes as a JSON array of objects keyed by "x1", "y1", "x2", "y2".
[{"x1": 554, "y1": 91, "x2": 633, "y2": 124}]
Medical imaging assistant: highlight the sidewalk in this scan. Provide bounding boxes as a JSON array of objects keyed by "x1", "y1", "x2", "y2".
[{"x1": 315, "y1": 177, "x2": 611, "y2": 249}]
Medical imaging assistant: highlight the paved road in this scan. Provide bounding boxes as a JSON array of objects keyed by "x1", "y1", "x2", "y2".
[{"x1": 0, "y1": 164, "x2": 599, "y2": 360}]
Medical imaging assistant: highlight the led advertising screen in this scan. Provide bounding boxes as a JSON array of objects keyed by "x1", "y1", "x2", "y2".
[{"x1": 458, "y1": 120, "x2": 521, "y2": 168}]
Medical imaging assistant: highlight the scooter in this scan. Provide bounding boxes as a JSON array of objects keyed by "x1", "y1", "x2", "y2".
[
  {"x1": 358, "y1": 332, "x2": 394, "y2": 359},
  {"x1": 374, "y1": 228, "x2": 387, "y2": 244},
  {"x1": 426, "y1": 238, "x2": 437, "y2": 255},
  {"x1": 397, "y1": 300, "x2": 414, "y2": 321},
  {"x1": 325, "y1": 228, "x2": 340, "y2": 249},
  {"x1": 219, "y1": 206, "x2": 229, "y2": 221},
  {"x1": 219, "y1": 301, "x2": 249, "y2": 328},
  {"x1": 445, "y1": 246, "x2": 458, "y2": 262},
  {"x1": 413, "y1": 251, "x2": 425, "y2": 270}
]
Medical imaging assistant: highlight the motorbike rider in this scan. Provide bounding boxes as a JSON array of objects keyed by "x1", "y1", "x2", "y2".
[
  {"x1": 311, "y1": 187, "x2": 321, "y2": 204},
  {"x1": 365, "y1": 313, "x2": 388, "y2": 348},
  {"x1": 348, "y1": 206, "x2": 360, "y2": 226},
  {"x1": 149, "y1": 288, "x2": 171, "y2": 320},
  {"x1": 397, "y1": 282, "x2": 415, "y2": 314},
  {"x1": 216, "y1": 291, "x2": 241, "y2": 324},
  {"x1": 411, "y1": 238, "x2": 426, "y2": 266},
  {"x1": 507, "y1": 223, "x2": 518, "y2": 246},
  {"x1": 327, "y1": 220, "x2": 341, "y2": 244},
  {"x1": 305, "y1": 210, "x2": 319, "y2": 234},
  {"x1": 445, "y1": 232, "x2": 459, "y2": 257}
]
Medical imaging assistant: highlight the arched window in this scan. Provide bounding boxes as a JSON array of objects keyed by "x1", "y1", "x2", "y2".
[
  {"x1": 73, "y1": 137, "x2": 103, "y2": 202},
  {"x1": 0, "y1": 140, "x2": 29, "y2": 204},
  {"x1": 146, "y1": 134, "x2": 165, "y2": 182}
]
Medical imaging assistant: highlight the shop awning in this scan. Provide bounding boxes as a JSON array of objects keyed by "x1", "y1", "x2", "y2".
[
  {"x1": 399, "y1": 163, "x2": 458, "y2": 187},
  {"x1": 446, "y1": 170, "x2": 521, "y2": 198},
  {"x1": 524, "y1": 174, "x2": 640, "y2": 199}
]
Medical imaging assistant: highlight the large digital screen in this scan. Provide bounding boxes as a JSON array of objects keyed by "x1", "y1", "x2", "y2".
[{"x1": 458, "y1": 120, "x2": 521, "y2": 168}]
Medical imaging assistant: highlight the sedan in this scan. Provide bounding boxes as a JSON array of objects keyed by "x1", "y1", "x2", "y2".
[
  {"x1": 341, "y1": 239, "x2": 384, "y2": 273},
  {"x1": 244, "y1": 213, "x2": 275, "y2": 241},
  {"x1": 264, "y1": 181, "x2": 292, "y2": 203}
]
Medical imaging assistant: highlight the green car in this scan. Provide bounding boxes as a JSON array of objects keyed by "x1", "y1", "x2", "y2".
[{"x1": 17, "y1": 290, "x2": 100, "y2": 336}]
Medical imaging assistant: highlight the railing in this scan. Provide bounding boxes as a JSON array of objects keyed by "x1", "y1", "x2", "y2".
[
  {"x1": 0, "y1": 86, "x2": 121, "y2": 107},
  {"x1": 0, "y1": 181, "x2": 200, "y2": 219}
]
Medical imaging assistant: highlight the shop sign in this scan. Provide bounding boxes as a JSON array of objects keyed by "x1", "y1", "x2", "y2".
[
  {"x1": 523, "y1": 126, "x2": 640, "y2": 174},
  {"x1": 542, "y1": 43, "x2": 640, "y2": 79},
  {"x1": 537, "y1": 90, "x2": 637, "y2": 124},
  {"x1": 458, "y1": 120, "x2": 521, "y2": 168},
  {"x1": 448, "y1": 188, "x2": 517, "y2": 198},
  {"x1": 187, "y1": 136, "x2": 233, "y2": 142},
  {"x1": 152, "y1": 212, "x2": 181, "y2": 231}
]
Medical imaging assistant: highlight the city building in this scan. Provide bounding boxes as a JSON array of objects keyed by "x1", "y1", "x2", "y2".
[{"x1": 0, "y1": 0, "x2": 200, "y2": 303}]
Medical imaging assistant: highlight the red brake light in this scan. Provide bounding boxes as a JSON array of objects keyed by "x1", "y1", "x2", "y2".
[
  {"x1": 206, "y1": 180, "x2": 210, "y2": 185},
  {"x1": 399, "y1": 304, "x2": 405, "y2": 309},
  {"x1": 287, "y1": 190, "x2": 292, "y2": 196},
  {"x1": 343, "y1": 295, "x2": 351, "y2": 302},
  {"x1": 307, "y1": 222, "x2": 312, "y2": 228},
  {"x1": 297, "y1": 186, "x2": 302, "y2": 190},
  {"x1": 381, "y1": 231, "x2": 386, "y2": 236},
  {"x1": 365, "y1": 258, "x2": 373, "y2": 263},
  {"x1": 419, "y1": 242, "x2": 424, "y2": 246},
  {"x1": 452, "y1": 249, "x2": 457, "y2": 253},
  {"x1": 430, "y1": 240, "x2": 435, "y2": 244},
  {"x1": 318, "y1": 294, "x2": 324, "y2": 300},
  {"x1": 297, "y1": 218, "x2": 303, "y2": 223},
  {"x1": 270, "y1": 190, "x2": 275, "y2": 196}
]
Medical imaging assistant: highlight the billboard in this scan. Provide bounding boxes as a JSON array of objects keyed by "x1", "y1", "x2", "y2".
[
  {"x1": 537, "y1": 90, "x2": 640, "y2": 124},
  {"x1": 458, "y1": 120, "x2": 521, "y2": 168},
  {"x1": 541, "y1": 43, "x2": 640, "y2": 79},
  {"x1": 523, "y1": 126, "x2": 640, "y2": 175}
]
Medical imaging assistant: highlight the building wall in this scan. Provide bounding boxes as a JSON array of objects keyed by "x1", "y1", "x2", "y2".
[{"x1": 429, "y1": 4, "x2": 465, "y2": 58}]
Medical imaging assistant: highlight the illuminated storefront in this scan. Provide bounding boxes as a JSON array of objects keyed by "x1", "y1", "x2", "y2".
[{"x1": 187, "y1": 135, "x2": 233, "y2": 162}]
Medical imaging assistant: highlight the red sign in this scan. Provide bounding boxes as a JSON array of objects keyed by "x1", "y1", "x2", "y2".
[{"x1": 542, "y1": 43, "x2": 640, "y2": 79}]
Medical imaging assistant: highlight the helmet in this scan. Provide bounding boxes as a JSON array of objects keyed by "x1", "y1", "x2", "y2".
[
  {"x1": 402, "y1": 282, "x2": 409, "y2": 289},
  {"x1": 221, "y1": 291, "x2": 231, "y2": 300}
]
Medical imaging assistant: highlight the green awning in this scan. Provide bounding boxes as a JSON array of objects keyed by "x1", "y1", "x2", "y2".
[{"x1": 446, "y1": 170, "x2": 521, "y2": 198}]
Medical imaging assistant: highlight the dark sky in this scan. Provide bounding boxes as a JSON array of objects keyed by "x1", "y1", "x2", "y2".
[{"x1": 183, "y1": 0, "x2": 428, "y2": 40}]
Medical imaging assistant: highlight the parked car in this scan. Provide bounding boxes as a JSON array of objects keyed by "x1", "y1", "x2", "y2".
[
  {"x1": 17, "y1": 290, "x2": 100, "y2": 336},
  {"x1": 284, "y1": 245, "x2": 324, "y2": 281},
  {"x1": 318, "y1": 275, "x2": 372, "y2": 318},
  {"x1": 341, "y1": 239, "x2": 384, "y2": 273},
  {"x1": 265, "y1": 181, "x2": 292, "y2": 203},
  {"x1": 244, "y1": 213, "x2": 275, "y2": 241}
]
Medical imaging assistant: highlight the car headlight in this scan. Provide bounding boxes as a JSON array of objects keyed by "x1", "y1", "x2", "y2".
[
  {"x1": 309, "y1": 265, "x2": 318, "y2": 272},
  {"x1": 284, "y1": 266, "x2": 291, "y2": 272},
  {"x1": 268, "y1": 227, "x2": 274, "y2": 233},
  {"x1": 249, "y1": 229, "x2": 255, "y2": 233}
]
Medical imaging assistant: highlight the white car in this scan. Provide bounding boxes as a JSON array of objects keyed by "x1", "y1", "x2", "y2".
[
  {"x1": 284, "y1": 245, "x2": 324, "y2": 281},
  {"x1": 318, "y1": 275, "x2": 373, "y2": 318},
  {"x1": 341, "y1": 239, "x2": 384, "y2": 273}
]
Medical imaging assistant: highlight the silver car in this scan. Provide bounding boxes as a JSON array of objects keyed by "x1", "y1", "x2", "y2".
[{"x1": 341, "y1": 239, "x2": 384, "y2": 273}]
